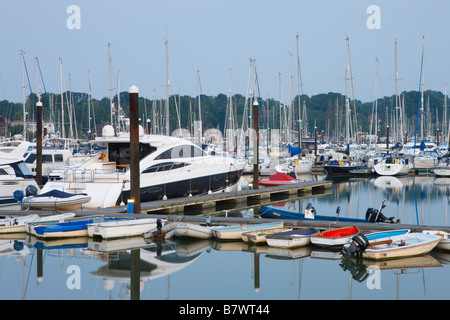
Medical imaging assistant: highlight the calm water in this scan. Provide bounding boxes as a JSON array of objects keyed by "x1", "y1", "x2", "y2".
[{"x1": 1, "y1": 175, "x2": 449, "y2": 301}]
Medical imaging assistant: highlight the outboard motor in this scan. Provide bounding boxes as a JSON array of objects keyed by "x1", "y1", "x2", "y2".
[
  {"x1": 25, "y1": 185, "x2": 39, "y2": 197},
  {"x1": 205, "y1": 215, "x2": 212, "y2": 227},
  {"x1": 341, "y1": 233, "x2": 369, "y2": 258},
  {"x1": 305, "y1": 203, "x2": 317, "y2": 219},
  {"x1": 365, "y1": 201, "x2": 399, "y2": 224}
]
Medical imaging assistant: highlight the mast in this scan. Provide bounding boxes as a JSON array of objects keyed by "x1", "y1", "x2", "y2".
[
  {"x1": 296, "y1": 35, "x2": 303, "y2": 148},
  {"x1": 165, "y1": 40, "x2": 170, "y2": 136},
  {"x1": 59, "y1": 58, "x2": 65, "y2": 138},
  {"x1": 87, "y1": 71, "x2": 91, "y2": 138},
  {"x1": 197, "y1": 70, "x2": 202, "y2": 141},
  {"x1": 345, "y1": 38, "x2": 351, "y2": 145},
  {"x1": 420, "y1": 37, "x2": 425, "y2": 141},
  {"x1": 370, "y1": 57, "x2": 379, "y2": 144},
  {"x1": 21, "y1": 51, "x2": 27, "y2": 140}
]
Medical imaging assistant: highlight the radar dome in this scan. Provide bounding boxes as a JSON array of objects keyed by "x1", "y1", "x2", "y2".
[{"x1": 102, "y1": 125, "x2": 115, "y2": 137}]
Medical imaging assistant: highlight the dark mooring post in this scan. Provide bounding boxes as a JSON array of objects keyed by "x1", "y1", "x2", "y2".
[
  {"x1": 129, "y1": 86, "x2": 140, "y2": 213},
  {"x1": 386, "y1": 125, "x2": 390, "y2": 150},
  {"x1": 252, "y1": 100, "x2": 259, "y2": 190},
  {"x1": 36, "y1": 101, "x2": 43, "y2": 186}
]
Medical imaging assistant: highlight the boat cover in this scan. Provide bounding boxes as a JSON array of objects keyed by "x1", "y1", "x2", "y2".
[{"x1": 34, "y1": 189, "x2": 88, "y2": 198}]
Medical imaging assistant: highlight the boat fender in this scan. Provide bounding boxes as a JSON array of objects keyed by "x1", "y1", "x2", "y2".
[
  {"x1": 341, "y1": 233, "x2": 369, "y2": 258},
  {"x1": 13, "y1": 190, "x2": 24, "y2": 202}
]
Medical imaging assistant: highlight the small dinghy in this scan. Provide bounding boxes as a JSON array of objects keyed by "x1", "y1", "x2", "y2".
[
  {"x1": 34, "y1": 217, "x2": 128, "y2": 239},
  {"x1": 174, "y1": 223, "x2": 220, "y2": 239},
  {"x1": 22, "y1": 189, "x2": 91, "y2": 210},
  {"x1": 422, "y1": 230, "x2": 450, "y2": 251},
  {"x1": 212, "y1": 221, "x2": 284, "y2": 241},
  {"x1": 87, "y1": 218, "x2": 159, "y2": 240},
  {"x1": 310, "y1": 226, "x2": 360, "y2": 248},
  {"x1": 265, "y1": 228, "x2": 320, "y2": 248},
  {"x1": 241, "y1": 227, "x2": 290, "y2": 244},
  {"x1": 341, "y1": 229, "x2": 410, "y2": 258},
  {"x1": 259, "y1": 172, "x2": 302, "y2": 187},
  {"x1": 24, "y1": 212, "x2": 76, "y2": 234},
  {"x1": 0, "y1": 214, "x2": 40, "y2": 234},
  {"x1": 360, "y1": 232, "x2": 441, "y2": 260}
]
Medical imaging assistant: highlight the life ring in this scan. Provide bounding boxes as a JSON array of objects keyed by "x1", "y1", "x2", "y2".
[
  {"x1": 101, "y1": 152, "x2": 106, "y2": 161},
  {"x1": 393, "y1": 158, "x2": 398, "y2": 164},
  {"x1": 338, "y1": 160, "x2": 343, "y2": 166}
]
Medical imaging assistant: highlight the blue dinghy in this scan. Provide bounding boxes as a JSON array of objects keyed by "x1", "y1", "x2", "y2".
[
  {"x1": 33, "y1": 217, "x2": 132, "y2": 239},
  {"x1": 259, "y1": 201, "x2": 399, "y2": 224}
]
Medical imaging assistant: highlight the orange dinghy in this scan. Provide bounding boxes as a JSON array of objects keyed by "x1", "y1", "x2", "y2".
[
  {"x1": 310, "y1": 226, "x2": 360, "y2": 248},
  {"x1": 259, "y1": 172, "x2": 302, "y2": 187}
]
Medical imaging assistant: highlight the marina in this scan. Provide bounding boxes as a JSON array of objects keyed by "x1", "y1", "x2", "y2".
[
  {"x1": 2, "y1": 1, "x2": 450, "y2": 304},
  {"x1": 0, "y1": 175, "x2": 449, "y2": 301}
]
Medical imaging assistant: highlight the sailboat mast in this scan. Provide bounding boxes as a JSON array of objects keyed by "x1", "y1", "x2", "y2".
[
  {"x1": 165, "y1": 40, "x2": 170, "y2": 136},
  {"x1": 21, "y1": 51, "x2": 27, "y2": 139},
  {"x1": 59, "y1": 58, "x2": 65, "y2": 138},
  {"x1": 345, "y1": 39, "x2": 351, "y2": 145},
  {"x1": 420, "y1": 37, "x2": 425, "y2": 141},
  {"x1": 108, "y1": 43, "x2": 114, "y2": 127},
  {"x1": 88, "y1": 71, "x2": 91, "y2": 137}
]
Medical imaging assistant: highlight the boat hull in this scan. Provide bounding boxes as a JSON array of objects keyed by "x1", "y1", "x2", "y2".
[
  {"x1": 362, "y1": 233, "x2": 441, "y2": 260},
  {"x1": 311, "y1": 226, "x2": 360, "y2": 248},
  {"x1": 87, "y1": 218, "x2": 158, "y2": 239},
  {"x1": 265, "y1": 228, "x2": 320, "y2": 248},
  {"x1": 259, "y1": 206, "x2": 368, "y2": 223},
  {"x1": 212, "y1": 222, "x2": 284, "y2": 241}
]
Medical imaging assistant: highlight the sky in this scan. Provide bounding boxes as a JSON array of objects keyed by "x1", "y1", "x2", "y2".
[{"x1": 0, "y1": 0, "x2": 449, "y2": 104}]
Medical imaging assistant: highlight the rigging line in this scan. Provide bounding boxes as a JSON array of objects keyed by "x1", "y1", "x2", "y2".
[
  {"x1": 414, "y1": 37, "x2": 425, "y2": 152},
  {"x1": 37, "y1": 59, "x2": 56, "y2": 128}
]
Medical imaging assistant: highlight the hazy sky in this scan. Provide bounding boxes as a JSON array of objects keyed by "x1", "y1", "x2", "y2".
[{"x1": 1, "y1": 0, "x2": 449, "y2": 104}]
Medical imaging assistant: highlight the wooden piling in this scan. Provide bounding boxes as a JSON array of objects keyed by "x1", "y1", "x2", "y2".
[
  {"x1": 129, "y1": 86, "x2": 140, "y2": 213},
  {"x1": 36, "y1": 101, "x2": 43, "y2": 186},
  {"x1": 252, "y1": 100, "x2": 259, "y2": 190}
]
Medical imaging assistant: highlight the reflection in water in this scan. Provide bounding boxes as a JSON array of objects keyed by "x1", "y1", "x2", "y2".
[{"x1": 0, "y1": 176, "x2": 448, "y2": 300}]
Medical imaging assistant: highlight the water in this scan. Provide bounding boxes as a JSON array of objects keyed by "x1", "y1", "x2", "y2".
[{"x1": 1, "y1": 175, "x2": 449, "y2": 301}]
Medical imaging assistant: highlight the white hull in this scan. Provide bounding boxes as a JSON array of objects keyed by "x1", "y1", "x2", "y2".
[
  {"x1": 362, "y1": 233, "x2": 441, "y2": 260},
  {"x1": 423, "y1": 230, "x2": 450, "y2": 251},
  {"x1": 37, "y1": 229, "x2": 88, "y2": 239},
  {"x1": 434, "y1": 165, "x2": 450, "y2": 177},
  {"x1": 0, "y1": 214, "x2": 40, "y2": 233},
  {"x1": 374, "y1": 162, "x2": 410, "y2": 176},
  {"x1": 22, "y1": 194, "x2": 91, "y2": 210},
  {"x1": 265, "y1": 230, "x2": 318, "y2": 248},
  {"x1": 174, "y1": 223, "x2": 217, "y2": 239},
  {"x1": 212, "y1": 222, "x2": 284, "y2": 241},
  {"x1": 241, "y1": 227, "x2": 289, "y2": 244},
  {"x1": 87, "y1": 218, "x2": 159, "y2": 239}
]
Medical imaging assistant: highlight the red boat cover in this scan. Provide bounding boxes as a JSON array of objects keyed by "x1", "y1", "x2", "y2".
[
  {"x1": 269, "y1": 172, "x2": 297, "y2": 181},
  {"x1": 320, "y1": 226, "x2": 359, "y2": 238}
]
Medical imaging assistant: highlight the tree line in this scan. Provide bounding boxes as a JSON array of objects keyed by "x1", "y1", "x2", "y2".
[{"x1": 0, "y1": 89, "x2": 447, "y2": 141}]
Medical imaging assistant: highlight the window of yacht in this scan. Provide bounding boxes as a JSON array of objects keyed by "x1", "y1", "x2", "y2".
[
  {"x1": 155, "y1": 144, "x2": 206, "y2": 160},
  {"x1": 142, "y1": 162, "x2": 188, "y2": 173},
  {"x1": 43, "y1": 155, "x2": 53, "y2": 163},
  {"x1": 24, "y1": 153, "x2": 36, "y2": 164},
  {"x1": 54, "y1": 154, "x2": 64, "y2": 162},
  {"x1": 108, "y1": 142, "x2": 155, "y2": 165},
  {"x1": 0, "y1": 168, "x2": 7, "y2": 175}
]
